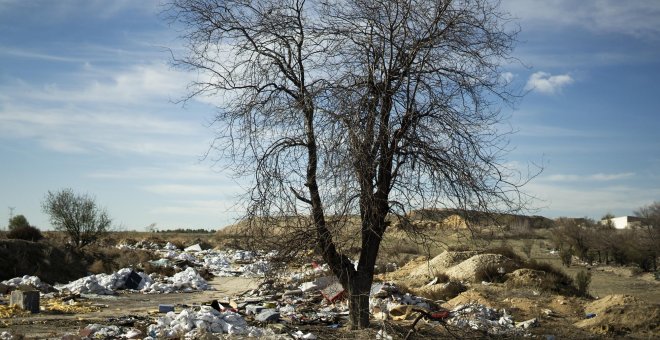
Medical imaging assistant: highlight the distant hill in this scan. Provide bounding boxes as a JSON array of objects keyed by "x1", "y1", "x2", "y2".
[{"x1": 407, "y1": 208, "x2": 555, "y2": 229}]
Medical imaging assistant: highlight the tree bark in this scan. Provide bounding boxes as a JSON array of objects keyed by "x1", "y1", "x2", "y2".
[{"x1": 347, "y1": 270, "x2": 373, "y2": 329}]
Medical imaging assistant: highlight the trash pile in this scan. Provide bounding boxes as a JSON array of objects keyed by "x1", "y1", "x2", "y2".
[
  {"x1": 118, "y1": 240, "x2": 275, "y2": 279},
  {"x1": 0, "y1": 243, "x2": 550, "y2": 338},
  {"x1": 1, "y1": 275, "x2": 52, "y2": 293},
  {"x1": 143, "y1": 267, "x2": 210, "y2": 293},
  {"x1": 55, "y1": 268, "x2": 152, "y2": 295},
  {"x1": 54, "y1": 267, "x2": 211, "y2": 295},
  {"x1": 447, "y1": 303, "x2": 519, "y2": 335},
  {"x1": 75, "y1": 324, "x2": 143, "y2": 339},
  {"x1": 146, "y1": 306, "x2": 268, "y2": 338}
]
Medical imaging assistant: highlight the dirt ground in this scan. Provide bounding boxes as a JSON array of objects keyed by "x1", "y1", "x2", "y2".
[{"x1": 0, "y1": 277, "x2": 258, "y2": 339}]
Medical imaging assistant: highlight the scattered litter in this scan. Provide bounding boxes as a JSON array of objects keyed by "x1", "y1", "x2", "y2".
[
  {"x1": 164, "y1": 242, "x2": 178, "y2": 250},
  {"x1": 0, "y1": 331, "x2": 18, "y2": 340},
  {"x1": 42, "y1": 298, "x2": 101, "y2": 314},
  {"x1": 79, "y1": 324, "x2": 142, "y2": 339},
  {"x1": 255, "y1": 309, "x2": 280, "y2": 322},
  {"x1": 184, "y1": 244, "x2": 202, "y2": 252},
  {"x1": 585, "y1": 313, "x2": 596, "y2": 319},
  {"x1": 376, "y1": 329, "x2": 393, "y2": 340},
  {"x1": 321, "y1": 282, "x2": 345, "y2": 303},
  {"x1": 515, "y1": 318, "x2": 538, "y2": 329},
  {"x1": 0, "y1": 304, "x2": 30, "y2": 318},
  {"x1": 292, "y1": 330, "x2": 317, "y2": 339},
  {"x1": 159, "y1": 304, "x2": 175, "y2": 313}
]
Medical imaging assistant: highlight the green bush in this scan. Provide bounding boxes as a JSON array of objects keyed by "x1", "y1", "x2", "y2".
[
  {"x1": 7, "y1": 225, "x2": 44, "y2": 242},
  {"x1": 8, "y1": 215, "x2": 30, "y2": 231}
]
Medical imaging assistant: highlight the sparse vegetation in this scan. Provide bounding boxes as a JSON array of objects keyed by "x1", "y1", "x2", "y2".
[
  {"x1": 42, "y1": 188, "x2": 112, "y2": 249},
  {"x1": 7, "y1": 225, "x2": 44, "y2": 242},
  {"x1": 575, "y1": 270, "x2": 592, "y2": 297},
  {"x1": 521, "y1": 239, "x2": 534, "y2": 259}
]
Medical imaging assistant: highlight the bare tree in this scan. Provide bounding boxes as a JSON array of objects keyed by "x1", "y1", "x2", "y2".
[
  {"x1": 168, "y1": 0, "x2": 529, "y2": 328},
  {"x1": 634, "y1": 202, "x2": 660, "y2": 271},
  {"x1": 42, "y1": 189, "x2": 111, "y2": 249}
]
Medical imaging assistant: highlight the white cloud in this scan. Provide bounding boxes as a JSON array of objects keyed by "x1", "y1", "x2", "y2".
[
  {"x1": 501, "y1": 72, "x2": 515, "y2": 84},
  {"x1": 0, "y1": 62, "x2": 212, "y2": 156},
  {"x1": 544, "y1": 172, "x2": 635, "y2": 182},
  {"x1": 143, "y1": 184, "x2": 238, "y2": 196},
  {"x1": 150, "y1": 199, "x2": 242, "y2": 223},
  {"x1": 88, "y1": 164, "x2": 225, "y2": 181},
  {"x1": 525, "y1": 71, "x2": 573, "y2": 95},
  {"x1": 525, "y1": 181, "x2": 659, "y2": 218},
  {"x1": 504, "y1": 0, "x2": 660, "y2": 40}
]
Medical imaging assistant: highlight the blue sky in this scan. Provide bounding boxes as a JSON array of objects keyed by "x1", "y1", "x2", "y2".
[{"x1": 1, "y1": 1, "x2": 659, "y2": 230}]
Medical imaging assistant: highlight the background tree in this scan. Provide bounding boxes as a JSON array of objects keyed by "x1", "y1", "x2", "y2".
[
  {"x1": 168, "y1": 0, "x2": 528, "y2": 327},
  {"x1": 42, "y1": 189, "x2": 111, "y2": 249},
  {"x1": 8, "y1": 214, "x2": 30, "y2": 231},
  {"x1": 553, "y1": 217, "x2": 593, "y2": 263},
  {"x1": 6, "y1": 214, "x2": 43, "y2": 242},
  {"x1": 634, "y1": 202, "x2": 660, "y2": 271}
]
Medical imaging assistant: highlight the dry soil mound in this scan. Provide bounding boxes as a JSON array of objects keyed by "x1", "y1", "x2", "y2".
[
  {"x1": 443, "y1": 289, "x2": 494, "y2": 308},
  {"x1": 444, "y1": 254, "x2": 516, "y2": 282},
  {"x1": 505, "y1": 268, "x2": 545, "y2": 287},
  {"x1": 575, "y1": 294, "x2": 659, "y2": 337},
  {"x1": 410, "y1": 251, "x2": 478, "y2": 278}
]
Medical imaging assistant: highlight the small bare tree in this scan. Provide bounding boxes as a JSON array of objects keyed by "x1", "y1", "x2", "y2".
[
  {"x1": 168, "y1": 0, "x2": 530, "y2": 328},
  {"x1": 634, "y1": 202, "x2": 660, "y2": 271},
  {"x1": 42, "y1": 188, "x2": 111, "y2": 249}
]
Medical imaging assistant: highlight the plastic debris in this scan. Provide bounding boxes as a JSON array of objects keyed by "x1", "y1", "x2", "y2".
[
  {"x1": 447, "y1": 303, "x2": 522, "y2": 335},
  {"x1": 255, "y1": 309, "x2": 280, "y2": 322},
  {"x1": 79, "y1": 324, "x2": 142, "y2": 339},
  {"x1": 376, "y1": 329, "x2": 393, "y2": 340},
  {"x1": 42, "y1": 298, "x2": 101, "y2": 314},
  {"x1": 515, "y1": 318, "x2": 539, "y2": 329},
  {"x1": 143, "y1": 267, "x2": 210, "y2": 294},
  {"x1": 184, "y1": 244, "x2": 202, "y2": 252},
  {"x1": 0, "y1": 331, "x2": 19, "y2": 340},
  {"x1": 146, "y1": 306, "x2": 267, "y2": 338},
  {"x1": 55, "y1": 268, "x2": 152, "y2": 295},
  {"x1": 321, "y1": 282, "x2": 345, "y2": 302},
  {"x1": 1, "y1": 275, "x2": 52, "y2": 293},
  {"x1": 0, "y1": 304, "x2": 30, "y2": 318},
  {"x1": 293, "y1": 330, "x2": 317, "y2": 339}
]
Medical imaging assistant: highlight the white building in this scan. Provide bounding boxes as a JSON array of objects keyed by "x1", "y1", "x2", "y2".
[{"x1": 600, "y1": 216, "x2": 643, "y2": 229}]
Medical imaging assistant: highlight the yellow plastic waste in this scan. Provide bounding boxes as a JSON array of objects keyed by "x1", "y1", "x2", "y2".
[
  {"x1": 41, "y1": 298, "x2": 101, "y2": 314},
  {"x1": 0, "y1": 304, "x2": 30, "y2": 318}
]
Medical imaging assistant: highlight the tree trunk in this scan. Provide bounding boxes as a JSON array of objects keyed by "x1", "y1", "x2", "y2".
[{"x1": 347, "y1": 272, "x2": 373, "y2": 329}]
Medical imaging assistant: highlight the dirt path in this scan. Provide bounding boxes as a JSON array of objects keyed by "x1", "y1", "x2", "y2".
[{"x1": 1, "y1": 276, "x2": 259, "y2": 339}]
